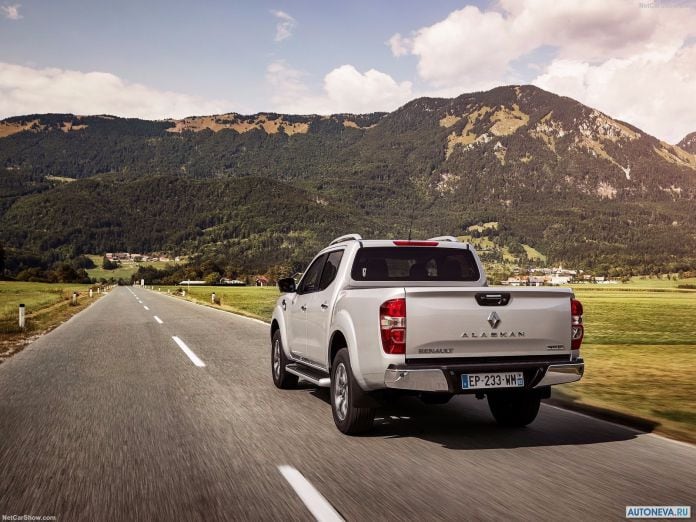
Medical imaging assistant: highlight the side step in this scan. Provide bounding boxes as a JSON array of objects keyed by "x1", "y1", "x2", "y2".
[{"x1": 286, "y1": 363, "x2": 331, "y2": 387}]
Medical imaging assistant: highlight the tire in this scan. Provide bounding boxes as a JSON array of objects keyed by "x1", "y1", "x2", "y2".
[
  {"x1": 487, "y1": 390, "x2": 541, "y2": 427},
  {"x1": 419, "y1": 392, "x2": 454, "y2": 405},
  {"x1": 271, "y1": 330, "x2": 298, "y2": 389},
  {"x1": 330, "y1": 348, "x2": 375, "y2": 434}
]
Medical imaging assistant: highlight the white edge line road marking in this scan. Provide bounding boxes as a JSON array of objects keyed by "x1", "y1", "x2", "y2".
[
  {"x1": 154, "y1": 316, "x2": 163, "y2": 324},
  {"x1": 543, "y1": 404, "x2": 695, "y2": 449},
  {"x1": 160, "y1": 291, "x2": 270, "y2": 326},
  {"x1": 278, "y1": 465, "x2": 344, "y2": 522},
  {"x1": 144, "y1": 305, "x2": 150, "y2": 310},
  {"x1": 171, "y1": 336, "x2": 205, "y2": 367}
]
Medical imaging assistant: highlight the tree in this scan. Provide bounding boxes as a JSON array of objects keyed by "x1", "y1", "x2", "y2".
[
  {"x1": 102, "y1": 256, "x2": 118, "y2": 270},
  {"x1": 0, "y1": 242, "x2": 5, "y2": 275},
  {"x1": 204, "y1": 272, "x2": 219, "y2": 285},
  {"x1": 72, "y1": 255, "x2": 96, "y2": 269}
]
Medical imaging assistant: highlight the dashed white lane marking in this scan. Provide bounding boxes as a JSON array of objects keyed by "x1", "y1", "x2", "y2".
[
  {"x1": 143, "y1": 305, "x2": 150, "y2": 311},
  {"x1": 171, "y1": 336, "x2": 205, "y2": 367},
  {"x1": 278, "y1": 465, "x2": 344, "y2": 522},
  {"x1": 154, "y1": 316, "x2": 163, "y2": 324}
]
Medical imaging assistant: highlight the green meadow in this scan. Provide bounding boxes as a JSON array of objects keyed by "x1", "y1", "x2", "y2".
[
  {"x1": 85, "y1": 255, "x2": 181, "y2": 281},
  {"x1": 557, "y1": 286, "x2": 696, "y2": 442},
  {"x1": 0, "y1": 282, "x2": 104, "y2": 360},
  {"x1": 158, "y1": 285, "x2": 279, "y2": 320}
]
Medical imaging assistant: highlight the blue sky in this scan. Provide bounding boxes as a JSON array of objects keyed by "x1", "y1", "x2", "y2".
[
  {"x1": 1, "y1": 1, "x2": 486, "y2": 111},
  {"x1": 1, "y1": 0, "x2": 696, "y2": 141}
]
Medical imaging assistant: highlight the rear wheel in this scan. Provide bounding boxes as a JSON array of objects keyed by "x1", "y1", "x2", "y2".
[
  {"x1": 487, "y1": 390, "x2": 541, "y2": 427},
  {"x1": 330, "y1": 348, "x2": 375, "y2": 434},
  {"x1": 271, "y1": 330, "x2": 298, "y2": 389}
]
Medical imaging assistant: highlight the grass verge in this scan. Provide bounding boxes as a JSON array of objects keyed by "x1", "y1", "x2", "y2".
[
  {"x1": 0, "y1": 281, "x2": 104, "y2": 362},
  {"x1": 157, "y1": 285, "x2": 278, "y2": 321},
  {"x1": 553, "y1": 344, "x2": 696, "y2": 443}
]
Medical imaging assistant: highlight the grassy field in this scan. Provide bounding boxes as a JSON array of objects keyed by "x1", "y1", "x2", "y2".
[
  {"x1": 555, "y1": 287, "x2": 696, "y2": 442},
  {"x1": 86, "y1": 255, "x2": 181, "y2": 281},
  {"x1": 623, "y1": 276, "x2": 696, "y2": 289},
  {"x1": 158, "y1": 285, "x2": 279, "y2": 320},
  {"x1": 0, "y1": 281, "x2": 105, "y2": 361},
  {"x1": 572, "y1": 289, "x2": 696, "y2": 345}
]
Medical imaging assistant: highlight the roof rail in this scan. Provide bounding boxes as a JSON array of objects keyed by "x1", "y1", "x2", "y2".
[
  {"x1": 329, "y1": 233, "x2": 363, "y2": 246},
  {"x1": 428, "y1": 236, "x2": 459, "y2": 242}
]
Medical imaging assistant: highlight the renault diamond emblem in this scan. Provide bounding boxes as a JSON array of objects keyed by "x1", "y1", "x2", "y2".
[{"x1": 487, "y1": 311, "x2": 501, "y2": 329}]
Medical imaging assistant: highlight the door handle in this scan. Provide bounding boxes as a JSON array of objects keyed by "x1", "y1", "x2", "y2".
[
  {"x1": 300, "y1": 305, "x2": 307, "y2": 311},
  {"x1": 320, "y1": 303, "x2": 329, "y2": 310}
]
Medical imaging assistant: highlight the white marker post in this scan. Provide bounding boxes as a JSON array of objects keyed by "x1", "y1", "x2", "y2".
[
  {"x1": 18, "y1": 304, "x2": 25, "y2": 329},
  {"x1": 211, "y1": 292, "x2": 216, "y2": 304},
  {"x1": 72, "y1": 292, "x2": 77, "y2": 305},
  {"x1": 89, "y1": 288, "x2": 93, "y2": 298}
]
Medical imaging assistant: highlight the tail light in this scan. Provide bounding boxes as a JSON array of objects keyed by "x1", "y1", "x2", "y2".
[
  {"x1": 380, "y1": 298, "x2": 406, "y2": 354},
  {"x1": 571, "y1": 298, "x2": 584, "y2": 351}
]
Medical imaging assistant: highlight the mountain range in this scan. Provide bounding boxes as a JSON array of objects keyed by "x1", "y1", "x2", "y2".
[{"x1": 1, "y1": 84, "x2": 695, "y2": 276}]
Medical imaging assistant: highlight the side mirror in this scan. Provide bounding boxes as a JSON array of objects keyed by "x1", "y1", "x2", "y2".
[{"x1": 278, "y1": 277, "x2": 296, "y2": 294}]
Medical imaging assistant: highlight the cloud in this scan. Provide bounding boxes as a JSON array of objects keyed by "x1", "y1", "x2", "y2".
[
  {"x1": 0, "y1": 62, "x2": 234, "y2": 119},
  {"x1": 1, "y1": 3, "x2": 22, "y2": 19},
  {"x1": 387, "y1": 33, "x2": 411, "y2": 57},
  {"x1": 266, "y1": 60, "x2": 313, "y2": 109},
  {"x1": 271, "y1": 10, "x2": 296, "y2": 42},
  {"x1": 533, "y1": 45, "x2": 696, "y2": 143},
  {"x1": 389, "y1": 1, "x2": 695, "y2": 88},
  {"x1": 386, "y1": 0, "x2": 696, "y2": 140},
  {"x1": 266, "y1": 61, "x2": 413, "y2": 114},
  {"x1": 323, "y1": 65, "x2": 413, "y2": 113}
]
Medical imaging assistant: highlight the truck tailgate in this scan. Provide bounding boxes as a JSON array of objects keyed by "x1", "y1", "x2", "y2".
[{"x1": 405, "y1": 287, "x2": 572, "y2": 360}]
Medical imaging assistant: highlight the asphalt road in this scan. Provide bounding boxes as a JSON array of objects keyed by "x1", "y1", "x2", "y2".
[{"x1": 1, "y1": 287, "x2": 694, "y2": 521}]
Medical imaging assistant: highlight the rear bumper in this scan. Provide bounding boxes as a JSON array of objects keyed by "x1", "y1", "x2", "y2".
[
  {"x1": 383, "y1": 358, "x2": 584, "y2": 393},
  {"x1": 533, "y1": 362, "x2": 584, "y2": 387}
]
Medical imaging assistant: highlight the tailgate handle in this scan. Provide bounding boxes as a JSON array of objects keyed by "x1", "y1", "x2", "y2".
[{"x1": 475, "y1": 293, "x2": 510, "y2": 306}]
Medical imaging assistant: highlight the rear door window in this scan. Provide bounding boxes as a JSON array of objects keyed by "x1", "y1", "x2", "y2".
[
  {"x1": 297, "y1": 254, "x2": 327, "y2": 294},
  {"x1": 319, "y1": 250, "x2": 344, "y2": 291},
  {"x1": 351, "y1": 247, "x2": 479, "y2": 282}
]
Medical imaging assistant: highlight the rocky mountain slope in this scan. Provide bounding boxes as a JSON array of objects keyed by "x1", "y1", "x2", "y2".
[
  {"x1": 1, "y1": 85, "x2": 695, "y2": 274},
  {"x1": 678, "y1": 132, "x2": 696, "y2": 154}
]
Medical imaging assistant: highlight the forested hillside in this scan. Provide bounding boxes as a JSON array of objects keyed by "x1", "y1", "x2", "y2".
[{"x1": 1, "y1": 85, "x2": 695, "y2": 278}]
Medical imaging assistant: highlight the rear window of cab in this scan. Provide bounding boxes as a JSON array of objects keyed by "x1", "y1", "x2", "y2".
[{"x1": 351, "y1": 247, "x2": 480, "y2": 282}]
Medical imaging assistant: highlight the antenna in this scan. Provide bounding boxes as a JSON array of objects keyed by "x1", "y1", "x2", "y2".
[
  {"x1": 406, "y1": 178, "x2": 419, "y2": 241},
  {"x1": 407, "y1": 207, "x2": 415, "y2": 240}
]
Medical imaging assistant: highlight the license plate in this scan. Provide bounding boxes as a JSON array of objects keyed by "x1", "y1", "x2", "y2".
[{"x1": 461, "y1": 372, "x2": 524, "y2": 390}]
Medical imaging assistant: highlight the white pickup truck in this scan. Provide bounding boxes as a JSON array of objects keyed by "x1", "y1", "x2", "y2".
[{"x1": 271, "y1": 234, "x2": 584, "y2": 434}]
